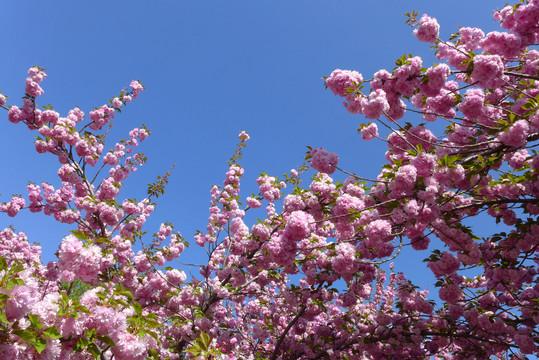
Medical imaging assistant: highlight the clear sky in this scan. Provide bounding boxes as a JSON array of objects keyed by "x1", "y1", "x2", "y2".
[{"x1": 2, "y1": 1, "x2": 509, "y2": 289}]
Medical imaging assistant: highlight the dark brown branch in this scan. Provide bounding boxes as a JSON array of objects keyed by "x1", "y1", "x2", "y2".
[
  {"x1": 459, "y1": 131, "x2": 539, "y2": 164},
  {"x1": 270, "y1": 306, "x2": 307, "y2": 360},
  {"x1": 451, "y1": 197, "x2": 539, "y2": 211},
  {"x1": 504, "y1": 71, "x2": 539, "y2": 81}
]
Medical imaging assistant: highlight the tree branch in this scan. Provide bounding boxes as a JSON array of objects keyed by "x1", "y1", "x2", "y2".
[{"x1": 270, "y1": 306, "x2": 307, "y2": 360}]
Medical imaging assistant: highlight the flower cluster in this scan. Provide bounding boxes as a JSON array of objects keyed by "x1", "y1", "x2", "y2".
[
  {"x1": 325, "y1": 69, "x2": 362, "y2": 97},
  {"x1": 413, "y1": 14, "x2": 440, "y2": 43},
  {"x1": 309, "y1": 147, "x2": 339, "y2": 174}
]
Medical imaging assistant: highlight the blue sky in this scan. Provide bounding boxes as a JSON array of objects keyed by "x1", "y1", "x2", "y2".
[{"x1": 2, "y1": 1, "x2": 508, "y2": 288}]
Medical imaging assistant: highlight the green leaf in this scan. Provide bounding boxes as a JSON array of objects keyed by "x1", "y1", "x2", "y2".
[
  {"x1": 116, "y1": 287, "x2": 135, "y2": 299},
  {"x1": 69, "y1": 230, "x2": 89, "y2": 240},
  {"x1": 94, "y1": 237, "x2": 111, "y2": 244},
  {"x1": 0, "y1": 310, "x2": 9, "y2": 324},
  {"x1": 148, "y1": 348, "x2": 160, "y2": 360},
  {"x1": 139, "y1": 329, "x2": 159, "y2": 341},
  {"x1": 96, "y1": 335, "x2": 116, "y2": 347},
  {"x1": 7, "y1": 278, "x2": 24, "y2": 291},
  {"x1": 28, "y1": 314, "x2": 43, "y2": 329},
  {"x1": 75, "y1": 336, "x2": 92, "y2": 351},
  {"x1": 34, "y1": 338, "x2": 47, "y2": 354},
  {"x1": 43, "y1": 326, "x2": 62, "y2": 339},
  {"x1": 132, "y1": 301, "x2": 142, "y2": 315},
  {"x1": 115, "y1": 299, "x2": 130, "y2": 308},
  {"x1": 185, "y1": 345, "x2": 202, "y2": 357},
  {"x1": 87, "y1": 343, "x2": 102, "y2": 358},
  {"x1": 199, "y1": 331, "x2": 211, "y2": 349},
  {"x1": 13, "y1": 329, "x2": 36, "y2": 343},
  {"x1": 0, "y1": 257, "x2": 7, "y2": 271},
  {"x1": 10, "y1": 264, "x2": 25, "y2": 275},
  {"x1": 13, "y1": 328, "x2": 46, "y2": 353}
]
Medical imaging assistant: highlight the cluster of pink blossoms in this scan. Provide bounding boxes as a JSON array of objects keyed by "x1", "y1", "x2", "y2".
[
  {"x1": 472, "y1": 54, "x2": 505, "y2": 88},
  {"x1": 309, "y1": 147, "x2": 338, "y2": 174},
  {"x1": 413, "y1": 14, "x2": 440, "y2": 43},
  {"x1": 325, "y1": 69, "x2": 362, "y2": 97},
  {"x1": 25, "y1": 66, "x2": 47, "y2": 97},
  {"x1": 57, "y1": 235, "x2": 104, "y2": 283},
  {"x1": 0, "y1": 196, "x2": 25, "y2": 217},
  {"x1": 317, "y1": 3, "x2": 539, "y2": 357},
  {"x1": 256, "y1": 174, "x2": 285, "y2": 202}
]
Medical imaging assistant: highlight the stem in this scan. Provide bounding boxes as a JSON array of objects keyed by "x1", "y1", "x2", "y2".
[
  {"x1": 451, "y1": 197, "x2": 539, "y2": 211},
  {"x1": 458, "y1": 131, "x2": 539, "y2": 164},
  {"x1": 333, "y1": 166, "x2": 387, "y2": 183},
  {"x1": 379, "y1": 112, "x2": 417, "y2": 154},
  {"x1": 270, "y1": 306, "x2": 306, "y2": 360},
  {"x1": 314, "y1": 197, "x2": 407, "y2": 223},
  {"x1": 504, "y1": 71, "x2": 539, "y2": 81}
]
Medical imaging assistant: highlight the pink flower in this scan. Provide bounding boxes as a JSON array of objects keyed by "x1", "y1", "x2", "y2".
[
  {"x1": 410, "y1": 153, "x2": 437, "y2": 177},
  {"x1": 284, "y1": 210, "x2": 314, "y2": 241},
  {"x1": 41, "y1": 110, "x2": 59, "y2": 125},
  {"x1": 437, "y1": 42, "x2": 469, "y2": 70},
  {"x1": 310, "y1": 147, "x2": 339, "y2": 174},
  {"x1": 96, "y1": 177, "x2": 121, "y2": 200},
  {"x1": 459, "y1": 88, "x2": 485, "y2": 119},
  {"x1": 364, "y1": 219, "x2": 392, "y2": 242},
  {"x1": 411, "y1": 236, "x2": 430, "y2": 250},
  {"x1": 0, "y1": 196, "x2": 25, "y2": 217},
  {"x1": 413, "y1": 14, "x2": 440, "y2": 43},
  {"x1": 57, "y1": 164, "x2": 81, "y2": 184},
  {"x1": 361, "y1": 123, "x2": 378, "y2": 141},
  {"x1": 130, "y1": 80, "x2": 144, "y2": 99},
  {"x1": 166, "y1": 269, "x2": 187, "y2": 286},
  {"x1": 5, "y1": 284, "x2": 38, "y2": 321},
  {"x1": 57, "y1": 235, "x2": 102, "y2": 283},
  {"x1": 133, "y1": 251, "x2": 152, "y2": 272},
  {"x1": 343, "y1": 94, "x2": 363, "y2": 114},
  {"x1": 326, "y1": 69, "x2": 363, "y2": 97},
  {"x1": 332, "y1": 242, "x2": 358, "y2": 277},
  {"x1": 420, "y1": 64, "x2": 450, "y2": 96},
  {"x1": 246, "y1": 197, "x2": 262, "y2": 208},
  {"x1": 509, "y1": 149, "x2": 528, "y2": 169},
  {"x1": 256, "y1": 175, "x2": 281, "y2": 202},
  {"x1": 458, "y1": 27, "x2": 485, "y2": 51},
  {"x1": 428, "y1": 251, "x2": 460, "y2": 278},
  {"x1": 283, "y1": 194, "x2": 305, "y2": 213},
  {"x1": 362, "y1": 89, "x2": 389, "y2": 119},
  {"x1": 481, "y1": 31, "x2": 522, "y2": 58},
  {"x1": 238, "y1": 131, "x2": 250, "y2": 141},
  {"x1": 28, "y1": 66, "x2": 47, "y2": 83},
  {"x1": 498, "y1": 120, "x2": 529, "y2": 147},
  {"x1": 112, "y1": 97, "x2": 122, "y2": 108},
  {"x1": 252, "y1": 223, "x2": 271, "y2": 241},
  {"x1": 472, "y1": 54, "x2": 504, "y2": 86},
  {"x1": 389, "y1": 164, "x2": 418, "y2": 193},
  {"x1": 25, "y1": 78, "x2": 44, "y2": 98},
  {"x1": 438, "y1": 283, "x2": 462, "y2": 304},
  {"x1": 424, "y1": 87, "x2": 457, "y2": 118},
  {"x1": 515, "y1": 333, "x2": 537, "y2": 354},
  {"x1": 98, "y1": 203, "x2": 121, "y2": 226},
  {"x1": 8, "y1": 106, "x2": 23, "y2": 124},
  {"x1": 111, "y1": 332, "x2": 147, "y2": 360},
  {"x1": 405, "y1": 126, "x2": 437, "y2": 151}
]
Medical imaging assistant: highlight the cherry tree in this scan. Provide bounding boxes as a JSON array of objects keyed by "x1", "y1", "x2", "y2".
[{"x1": 0, "y1": 0, "x2": 538, "y2": 359}]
